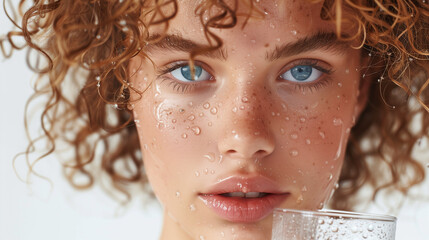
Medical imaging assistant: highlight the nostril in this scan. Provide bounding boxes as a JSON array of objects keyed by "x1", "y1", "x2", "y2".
[{"x1": 255, "y1": 150, "x2": 267, "y2": 155}]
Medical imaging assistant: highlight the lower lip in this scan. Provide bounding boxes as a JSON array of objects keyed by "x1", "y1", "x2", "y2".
[{"x1": 199, "y1": 193, "x2": 289, "y2": 223}]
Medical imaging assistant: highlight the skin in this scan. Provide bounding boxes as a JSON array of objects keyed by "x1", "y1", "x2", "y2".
[{"x1": 129, "y1": 1, "x2": 369, "y2": 239}]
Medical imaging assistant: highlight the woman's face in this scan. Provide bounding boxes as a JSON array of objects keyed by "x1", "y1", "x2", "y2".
[{"x1": 129, "y1": 1, "x2": 367, "y2": 239}]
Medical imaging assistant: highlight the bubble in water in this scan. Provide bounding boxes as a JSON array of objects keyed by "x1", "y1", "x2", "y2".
[
  {"x1": 188, "y1": 115, "x2": 195, "y2": 121},
  {"x1": 182, "y1": 133, "x2": 188, "y2": 139},
  {"x1": 203, "y1": 103, "x2": 210, "y2": 109},
  {"x1": 175, "y1": 192, "x2": 180, "y2": 197},
  {"x1": 192, "y1": 126, "x2": 201, "y2": 135}
]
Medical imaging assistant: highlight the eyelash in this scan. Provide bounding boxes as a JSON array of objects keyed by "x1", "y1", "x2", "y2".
[{"x1": 157, "y1": 59, "x2": 334, "y2": 93}]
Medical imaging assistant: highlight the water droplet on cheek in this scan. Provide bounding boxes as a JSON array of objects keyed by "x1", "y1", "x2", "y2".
[
  {"x1": 318, "y1": 202, "x2": 324, "y2": 209},
  {"x1": 175, "y1": 191, "x2": 180, "y2": 197},
  {"x1": 188, "y1": 114, "x2": 195, "y2": 121},
  {"x1": 241, "y1": 97, "x2": 249, "y2": 103},
  {"x1": 204, "y1": 152, "x2": 216, "y2": 162},
  {"x1": 192, "y1": 126, "x2": 201, "y2": 135},
  {"x1": 203, "y1": 103, "x2": 210, "y2": 109},
  {"x1": 319, "y1": 131, "x2": 326, "y2": 139},
  {"x1": 210, "y1": 107, "x2": 218, "y2": 114},
  {"x1": 195, "y1": 171, "x2": 200, "y2": 177},
  {"x1": 296, "y1": 194, "x2": 304, "y2": 204},
  {"x1": 290, "y1": 150, "x2": 299, "y2": 157},
  {"x1": 290, "y1": 132, "x2": 299, "y2": 140},
  {"x1": 182, "y1": 133, "x2": 188, "y2": 139},
  {"x1": 189, "y1": 204, "x2": 196, "y2": 211},
  {"x1": 305, "y1": 139, "x2": 311, "y2": 145}
]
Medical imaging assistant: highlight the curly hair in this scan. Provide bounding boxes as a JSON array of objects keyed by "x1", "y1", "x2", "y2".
[{"x1": 2, "y1": 0, "x2": 428, "y2": 210}]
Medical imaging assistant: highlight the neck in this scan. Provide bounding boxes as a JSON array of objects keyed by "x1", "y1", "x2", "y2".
[{"x1": 159, "y1": 210, "x2": 193, "y2": 240}]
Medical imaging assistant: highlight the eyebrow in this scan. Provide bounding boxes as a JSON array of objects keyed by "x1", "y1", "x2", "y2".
[
  {"x1": 144, "y1": 34, "x2": 228, "y2": 60},
  {"x1": 144, "y1": 32, "x2": 351, "y2": 61},
  {"x1": 266, "y1": 32, "x2": 351, "y2": 61}
]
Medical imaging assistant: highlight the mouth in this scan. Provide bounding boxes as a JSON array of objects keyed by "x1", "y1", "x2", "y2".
[{"x1": 198, "y1": 176, "x2": 290, "y2": 223}]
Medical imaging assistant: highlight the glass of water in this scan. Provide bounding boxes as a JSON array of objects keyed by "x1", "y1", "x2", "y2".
[{"x1": 271, "y1": 208, "x2": 397, "y2": 240}]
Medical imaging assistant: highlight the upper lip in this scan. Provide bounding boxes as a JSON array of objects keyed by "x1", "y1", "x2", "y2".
[{"x1": 200, "y1": 175, "x2": 287, "y2": 195}]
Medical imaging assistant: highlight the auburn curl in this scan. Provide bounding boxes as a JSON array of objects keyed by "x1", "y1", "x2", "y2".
[{"x1": 2, "y1": 0, "x2": 429, "y2": 210}]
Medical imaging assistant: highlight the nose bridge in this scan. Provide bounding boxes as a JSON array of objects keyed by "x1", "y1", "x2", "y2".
[{"x1": 217, "y1": 80, "x2": 275, "y2": 159}]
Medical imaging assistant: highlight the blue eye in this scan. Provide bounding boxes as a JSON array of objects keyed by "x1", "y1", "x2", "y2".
[
  {"x1": 280, "y1": 65, "x2": 322, "y2": 82},
  {"x1": 171, "y1": 65, "x2": 211, "y2": 82}
]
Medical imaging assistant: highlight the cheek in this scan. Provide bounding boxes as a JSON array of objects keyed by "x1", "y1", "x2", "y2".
[{"x1": 271, "y1": 80, "x2": 358, "y2": 209}]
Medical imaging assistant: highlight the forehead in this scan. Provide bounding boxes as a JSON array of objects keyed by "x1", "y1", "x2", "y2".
[{"x1": 165, "y1": 0, "x2": 333, "y2": 41}]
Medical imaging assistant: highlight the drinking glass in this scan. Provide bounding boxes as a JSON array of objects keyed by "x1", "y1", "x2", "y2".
[{"x1": 271, "y1": 208, "x2": 396, "y2": 240}]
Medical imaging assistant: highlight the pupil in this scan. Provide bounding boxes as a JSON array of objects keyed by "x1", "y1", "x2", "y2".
[
  {"x1": 181, "y1": 65, "x2": 202, "y2": 80},
  {"x1": 291, "y1": 65, "x2": 312, "y2": 81}
]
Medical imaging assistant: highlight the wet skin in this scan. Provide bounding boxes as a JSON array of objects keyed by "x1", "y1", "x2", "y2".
[{"x1": 129, "y1": 1, "x2": 369, "y2": 239}]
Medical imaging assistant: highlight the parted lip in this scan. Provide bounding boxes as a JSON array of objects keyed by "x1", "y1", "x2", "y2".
[{"x1": 199, "y1": 175, "x2": 288, "y2": 195}]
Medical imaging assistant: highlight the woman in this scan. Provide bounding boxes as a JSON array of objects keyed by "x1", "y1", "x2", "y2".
[{"x1": 2, "y1": 0, "x2": 428, "y2": 239}]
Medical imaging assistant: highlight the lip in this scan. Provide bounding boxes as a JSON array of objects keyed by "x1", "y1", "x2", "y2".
[{"x1": 198, "y1": 175, "x2": 290, "y2": 222}]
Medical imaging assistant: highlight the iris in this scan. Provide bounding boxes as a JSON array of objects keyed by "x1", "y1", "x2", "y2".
[{"x1": 290, "y1": 65, "x2": 313, "y2": 81}]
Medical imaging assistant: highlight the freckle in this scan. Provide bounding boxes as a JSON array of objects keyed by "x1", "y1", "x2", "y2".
[{"x1": 264, "y1": 43, "x2": 269, "y2": 47}]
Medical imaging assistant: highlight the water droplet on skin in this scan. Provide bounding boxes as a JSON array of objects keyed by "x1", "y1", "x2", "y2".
[
  {"x1": 208, "y1": 122, "x2": 213, "y2": 126},
  {"x1": 195, "y1": 171, "x2": 200, "y2": 177},
  {"x1": 204, "y1": 168, "x2": 209, "y2": 174},
  {"x1": 319, "y1": 131, "x2": 326, "y2": 139},
  {"x1": 188, "y1": 101, "x2": 193, "y2": 107},
  {"x1": 290, "y1": 132, "x2": 299, "y2": 140},
  {"x1": 179, "y1": 108, "x2": 185, "y2": 113},
  {"x1": 241, "y1": 97, "x2": 249, "y2": 103},
  {"x1": 188, "y1": 115, "x2": 195, "y2": 121},
  {"x1": 250, "y1": 39, "x2": 256, "y2": 44},
  {"x1": 328, "y1": 173, "x2": 333, "y2": 181},
  {"x1": 192, "y1": 126, "x2": 201, "y2": 135},
  {"x1": 291, "y1": 30, "x2": 297, "y2": 35},
  {"x1": 203, "y1": 103, "x2": 210, "y2": 109},
  {"x1": 199, "y1": 235, "x2": 205, "y2": 240},
  {"x1": 220, "y1": 232, "x2": 225, "y2": 237},
  {"x1": 318, "y1": 202, "x2": 324, "y2": 209},
  {"x1": 280, "y1": 128, "x2": 285, "y2": 135},
  {"x1": 189, "y1": 204, "x2": 196, "y2": 211},
  {"x1": 232, "y1": 107, "x2": 238, "y2": 112},
  {"x1": 239, "y1": 105, "x2": 245, "y2": 110},
  {"x1": 290, "y1": 150, "x2": 299, "y2": 157},
  {"x1": 172, "y1": 119, "x2": 177, "y2": 123},
  {"x1": 345, "y1": 69, "x2": 350, "y2": 74},
  {"x1": 296, "y1": 194, "x2": 304, "y2": 204},
  {"x1": 204, "y1": 152, "x2": 216, "y2": 162},
  {"x1": 305, "y1": 139, "x2": 311, "y2": 145},
  {"x1": 333, "y1": 118, "x2": 343, "y2": 126},
  {"x1": 269, "y1": 22, "x2": 275, "y2": 29},
  {"x1": 218, "y1": 154, "x2": 224, "y2": 164},
  {"x1": 210, "y1": 170, "x2": 215, "y2": 174},
  {"x1": 337, "y1": 82, "x2": 343, "y2": 87},
  {"x1": 182, "y1": 133, "x2": 188, "y2": 139},
  {"x1": 254, "y1": 131, "x2": 260, "y2": 136},
  {"x1": 276, "y1": 38, "x2": 281, "y2": 42},
  {"x1": 210, "y1": 107, "x2": 218, "y2": 114},
  {"x1": 285, "y1": 116, "x2": 290, "y2": 121},
  {"x1": 175, "y1": 191, "x2": 180, "y2": 197},
  {"x1": 299, "y1": 117, "x2": 306, "y2": 123},
  {"x1": 271, "y1": 112, "x2": 276, "y2": 116}
]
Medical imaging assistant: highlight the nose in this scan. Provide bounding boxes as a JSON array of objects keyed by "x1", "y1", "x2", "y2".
[{"x1": 217, "y1": 87, "x2": 275, "y2": 160}]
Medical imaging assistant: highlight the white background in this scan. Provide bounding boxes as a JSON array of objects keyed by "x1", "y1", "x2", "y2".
[{"x1": 1, "y1": 7, "x2": 429, "y2": 240}]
